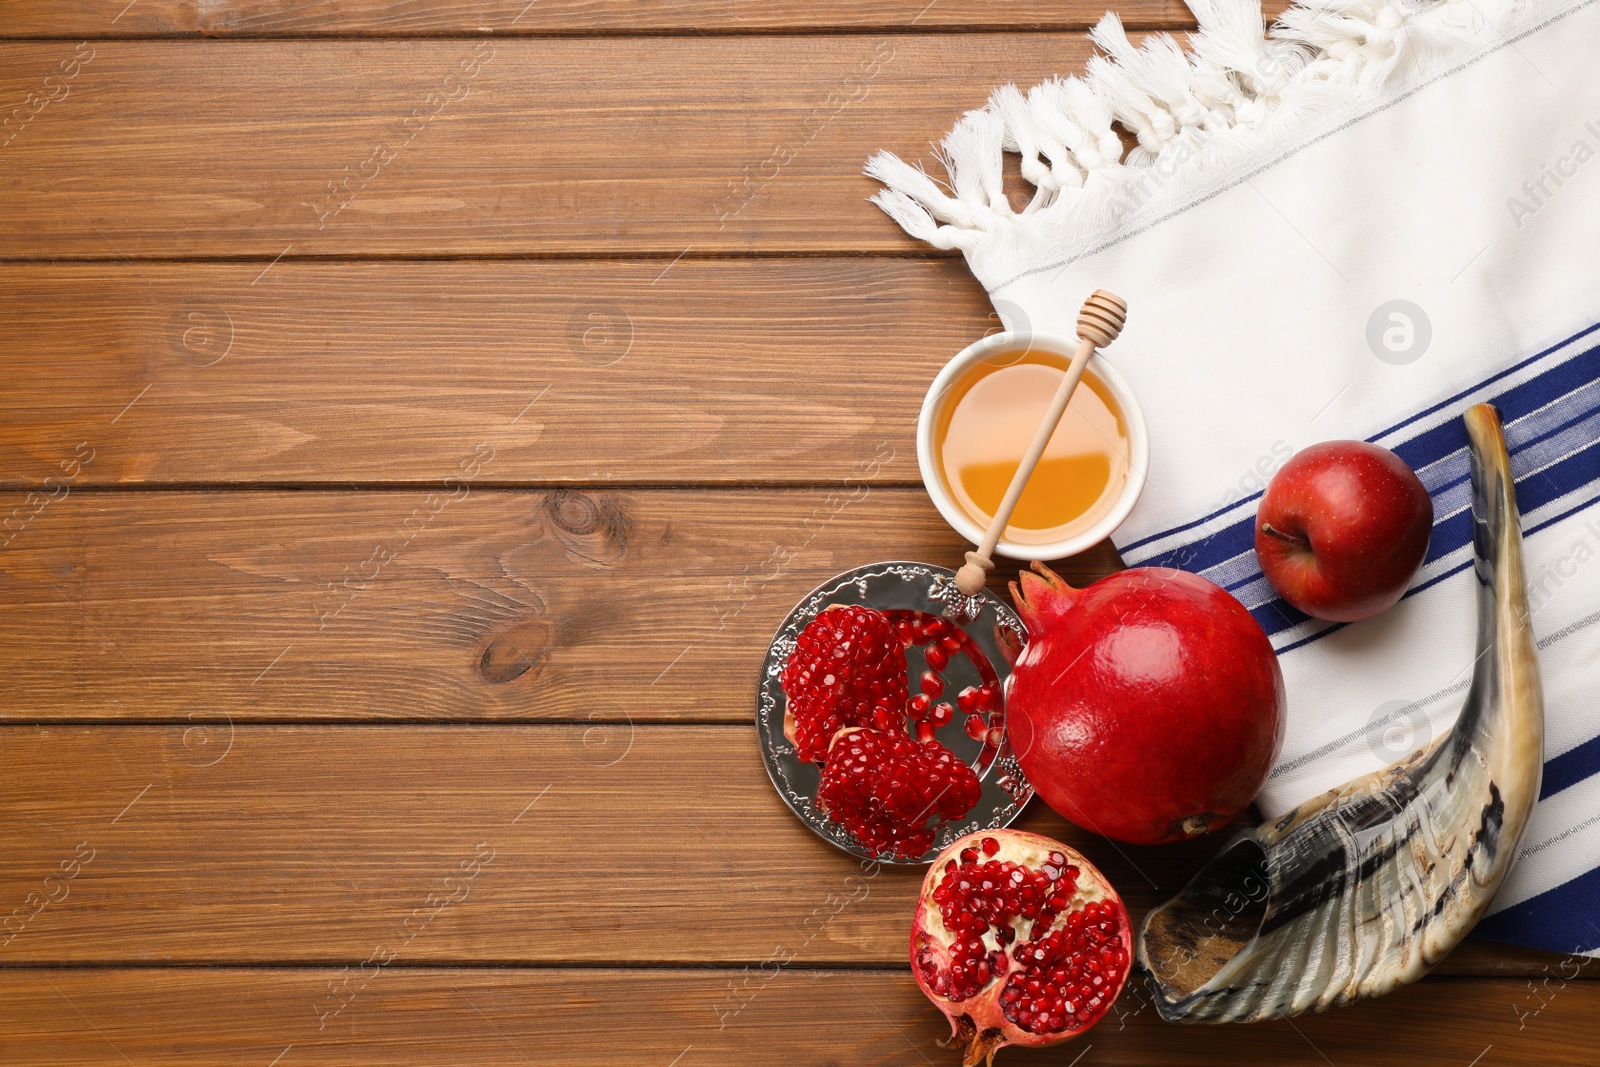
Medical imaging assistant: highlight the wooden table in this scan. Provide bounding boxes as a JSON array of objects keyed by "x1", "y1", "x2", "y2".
[{"x1": 0, "y1": 3, "x2": 1592, "y2": 1064}]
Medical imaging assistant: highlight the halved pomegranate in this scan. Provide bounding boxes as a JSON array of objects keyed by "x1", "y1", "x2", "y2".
[{"x1": 912, "y1": 830, "x2": 1131, "y2": 1066}]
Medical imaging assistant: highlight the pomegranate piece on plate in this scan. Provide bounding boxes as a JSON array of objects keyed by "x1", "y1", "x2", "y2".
[
  {"x1": 816, "y1": 727, "x2": 982, "y2": 860},
  {"x1": 780, "y1": 605, "x2": 909, "y2": 762},
  {"x1": 912, "y1": 830, "x2": 1130, "y2": 1066}
]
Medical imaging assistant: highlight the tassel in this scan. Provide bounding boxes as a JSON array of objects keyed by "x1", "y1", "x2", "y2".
[{"x1": 867, "y1": 0, "x2": 1541, "y2": 279}]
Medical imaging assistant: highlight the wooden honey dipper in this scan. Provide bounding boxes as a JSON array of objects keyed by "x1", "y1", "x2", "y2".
[{"x1": 953, "y1": 290, "x2": 1129, "y2": 597}]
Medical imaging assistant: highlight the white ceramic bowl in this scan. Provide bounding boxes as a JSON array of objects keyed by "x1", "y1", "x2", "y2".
[{"x1": 916, "y1": 330, "x2": 1149, "y2": 561}]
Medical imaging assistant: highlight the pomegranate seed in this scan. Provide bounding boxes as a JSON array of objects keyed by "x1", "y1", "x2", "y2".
[
  {"x1": 957, "y1": 686, "x2": 981, "y2": 714},
  {"x1": 981, "y1": 837, "x2": 999, "y2": 856},
  {"x1": 964, "y1": 715, "x2": 988, "y2": 741},
  {"x1": 925, "y1": 617, "x2": 951, "y2": 641},
  {"x1": 916, "y1": 721, "x2": 937, "y2": 743},
  {"x1": 920, "y1": 671, "x2": 944, "y2": 698},
  {"x1": 909, "y1": 693, "x2": 931, "y2": 719},
  {"x1": 930, "y1": 702, "x2": 954, "y2": 727},
  {"x1": 940, "y1": 634, "x2": 963, "y2": 653},
  {"x1": 925, "y1": 645, "x2": 949, "y2": 671},
  {"x1": 985, "y1": 727, "x2": 1005, "y2": 747}
]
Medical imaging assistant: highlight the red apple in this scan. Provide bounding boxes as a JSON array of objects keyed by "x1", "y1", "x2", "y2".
[{"x1": 1254, "y1": 441, "x2": 1433, "y2": 622}]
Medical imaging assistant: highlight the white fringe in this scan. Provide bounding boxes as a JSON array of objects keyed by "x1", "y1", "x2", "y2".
[{"x1": 867, "y1": 0, "x2": 1539, "y2": 287}]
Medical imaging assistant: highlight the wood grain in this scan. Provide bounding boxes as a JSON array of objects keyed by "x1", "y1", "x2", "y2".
[
  {"x1": 0, "y1": 36, "x2": 1096, "y2": 256},
  {"x1": 0, "y1": 969, "x2": 1592, "y2": 1064},
  {"x1": 0, "y1": 488, "x2": 1120, "y2": 723},
  {"x1": 0, "y1": 260, "x2": 994, "y2": 487},
  {"x1": 0, "y1": 723, "x2": 1567, "y2": 978},
  {"x1": 0, "y1": 0, "x2": 1211, "y2": 36},
  {"x1": 0, "y1": 723, "x2": 1211, "y2": 964}
]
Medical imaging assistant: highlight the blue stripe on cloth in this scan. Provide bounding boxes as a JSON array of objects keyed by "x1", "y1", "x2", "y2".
[
  {"x1": 1543, "y1": 734, "x2": 1600, "y2": 801},
  {"x1": 1281, "y1": 452, "x2": 1600, "y2": 655},
  {"x1": 1247, "y1": 594, "x2": 1312, "y2": 636},
  {"x1": 1119, "y1": 496, "x2": 1257, "y2": 555},
  {"x1": 1142, "y1": 359, "x2": 1600, "y2": 580},
  {"x1": 1224, "y1": 391, "x2": 1600, "y2": 602},
  {"x1": 1142, "y1": 514, "x2": 1257, "y2": 575},
  {"x1": 1374, "y1": 318, "x2": 1600, "y2": 443},
  {"x1": 1120, "y1": 319, "x2": 1600, "y2": 558},
  {"x1": 1273, "y1": 620, "x2": 1345, "y2": 656},
  {"x1": 1387, "y1": 339, "x2": 1600, "y2": 472},
  {"x1": 1475, "y1": 865, "x2": 1600, "y2": 955},
  {"x1": 1136, "y1": 332, "x2": 1600, "y2": 642},
  {"x1": 1264, "y1": 427, "x2": 1600, "y2": 641}
]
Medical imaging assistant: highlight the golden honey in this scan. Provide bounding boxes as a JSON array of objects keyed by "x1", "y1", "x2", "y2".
[{"x1": 933, "y1": 349, "x2": 1130, "y2": 547}]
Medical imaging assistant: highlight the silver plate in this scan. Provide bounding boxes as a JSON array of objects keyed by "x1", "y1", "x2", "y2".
[{"x1": 757, "y1": 561, "x2": 1034, "y2": 865}]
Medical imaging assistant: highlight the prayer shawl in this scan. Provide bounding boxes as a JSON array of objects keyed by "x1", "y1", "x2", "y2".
[{"x1": 871, "y1": 0, "x2": 1600, "y2": 955}]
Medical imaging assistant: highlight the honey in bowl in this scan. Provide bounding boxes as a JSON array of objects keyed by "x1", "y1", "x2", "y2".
[{"x1": 934, "y1": 349, "x2": 1130, "y2": 547}]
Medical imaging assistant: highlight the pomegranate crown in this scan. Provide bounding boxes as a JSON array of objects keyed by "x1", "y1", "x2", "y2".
[{"x1": 1009, "y1": 561, "x2": 1080, "y2": 630}]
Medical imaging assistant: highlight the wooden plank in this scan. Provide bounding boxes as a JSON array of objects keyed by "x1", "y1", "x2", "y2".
[
  {"x1": 0, "y1": 723, "x2": 1566, "y2": 977},
  {"x1": 0, "y1": 488, "x2": 1120, "y2": 723},
  {"x1": 0, "y1": 260, "x2": 992, "y2": 487},
  {"x1": 0, "y1": 0, "x2": 1209, "y2": 36},
  {"x1": 0, "y1": 36, "x2": 1096, "y2": 256},
  {"x1": 0, "y1": 723, "x2": 1200, "y2": 964},
  {"x1": 0, "y1": 968, "x2": 1592, "y2": 1065}
]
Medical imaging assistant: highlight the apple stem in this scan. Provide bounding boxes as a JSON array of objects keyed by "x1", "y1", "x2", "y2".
[{"x1": 1260, "y1": 523, "x2": 1312, "y2": 551}]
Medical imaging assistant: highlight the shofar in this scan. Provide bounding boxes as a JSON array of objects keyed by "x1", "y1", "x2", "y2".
[{"x1": 1137, "y1": 403, "x2": 1543, "y2": 1022}]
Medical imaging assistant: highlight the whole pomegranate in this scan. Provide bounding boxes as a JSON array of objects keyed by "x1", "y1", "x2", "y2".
[
  {"x1": 912, "y1": 830, "x2": 1130, "y2": 1065},
  {"x1": 1007, "y1": 562, "x2": 1285, "y2": 845}
]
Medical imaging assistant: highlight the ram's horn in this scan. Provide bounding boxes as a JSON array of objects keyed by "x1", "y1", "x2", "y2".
[{"x1": 1136, "y1": 403, "x2": 1543, "y2": 1022}]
